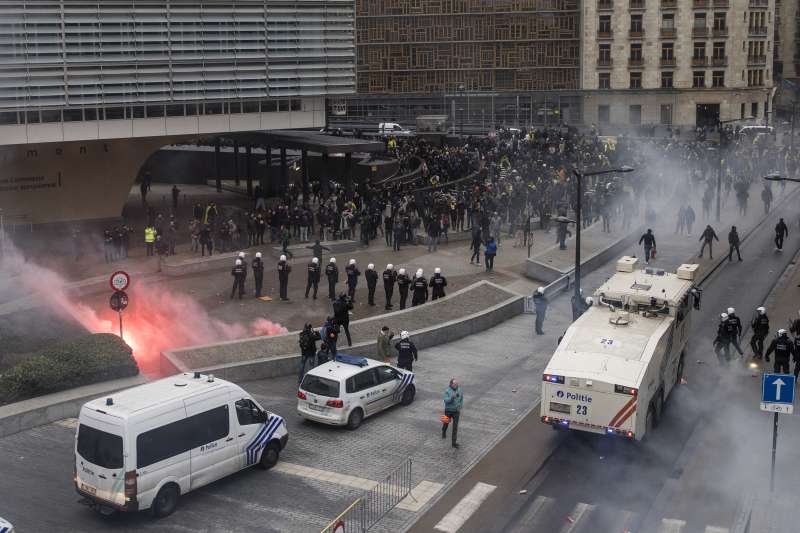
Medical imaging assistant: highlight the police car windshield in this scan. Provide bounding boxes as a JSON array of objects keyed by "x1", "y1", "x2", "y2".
[{"x1": 301, "y1": 375, "x2": 340, "y2": 397}]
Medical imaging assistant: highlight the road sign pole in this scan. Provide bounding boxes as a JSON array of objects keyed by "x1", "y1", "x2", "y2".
[
  {"x1": 771, "y1": 412, "x2": 779, "y2": 492},
  {"x1": 118, "y1": 310, "x2": 124, "y2": 341}
]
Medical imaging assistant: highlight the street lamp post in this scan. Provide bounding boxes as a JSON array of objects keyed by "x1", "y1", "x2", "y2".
[{"x1": 572, "y1": 166, "x2": 635, "y2": 313}]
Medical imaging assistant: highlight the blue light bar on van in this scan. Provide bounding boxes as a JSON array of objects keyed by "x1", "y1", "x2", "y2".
[
  {"x1": 543, "y1": 374, "x2": 565, "y2": 384},
  {"x1": 335, "y1": 354, "x2": 370, "y2": 367}
]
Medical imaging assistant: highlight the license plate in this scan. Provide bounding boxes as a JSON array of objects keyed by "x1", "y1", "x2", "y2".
[
  {"x1": 307, "y1": 403, "x2": 324, "y2": 411},
  {"x1": 81, "y1": 482, "x2": 97, "y2": 495}
]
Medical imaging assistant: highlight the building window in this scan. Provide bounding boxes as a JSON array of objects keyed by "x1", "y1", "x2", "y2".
[
  {"x1": 751, "y1": 102, "x2": 758, "y2": 118},
  {"x1": 660, "y1": 104, "x2": 673, "y2": 125},
  {"x1": 599, "y1": 72, "x2": 611, "y2": 89},
  {"x1": 599, "y1": 15, "x2": 612, "y2": 33},
  {"x1": 693, "y1": 42, "x2": 706, "y2": 59},
  {"x1": 693, "y1": 71, "x2": 706, "y2": 87},
  {"x1": 598, "y1": 105, "x2": 610, "y2": 124},
  {"x1": 712, "y1": 71, "x2": 725, "y2": 87},
  {"x1": 741, "y1": 102, "x2": 746, "y2": 119},
  {"x1": 712, "y1": 42, "x2": 726, "y2": 59},
  {"x1": 630, "y1": 72, "x2": 642, "y2": 88},
  {"x1": 713, "y1": 13, "x2": 726, "y2": 30},
  {"x1": 599, "y1": 44, "x2": 611, "y2": 63},
  {"x1": 662, "y1": 43, "x2": 674, "y2": 59},
  {"x1": 629, "y1": 105, "x2": 642, "y2": 125},
  {"x1": 631, "y1": 14, "x2": 643, "y2": 33},
  {"x1": 662, "y1": 13, "x2": 675, "y2": 30},
  {"x1": 694, "y1": 13, "x2": 707, "y2": 28},
  {"x1": 630, "y1": 43, "x2": 643, "y2": 60},
  {"x1": 661, "y1": 71, "x2": 674, "y2": 88}
]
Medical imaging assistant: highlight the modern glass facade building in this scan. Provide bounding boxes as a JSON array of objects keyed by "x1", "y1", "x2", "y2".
[{"x1": 0, "y1": 0, "x2": 355, "y2": 126}]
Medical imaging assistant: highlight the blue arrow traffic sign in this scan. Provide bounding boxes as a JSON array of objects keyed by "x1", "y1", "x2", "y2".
[{"x1": 761, "y1": 373, "x2": 795, "y2": 414}]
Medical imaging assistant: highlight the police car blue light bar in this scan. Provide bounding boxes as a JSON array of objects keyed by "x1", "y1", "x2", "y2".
[
  {"x1": 334, "y1": 354, "x2": 369, "y2": 367},
  {"x1": 543, "y1": 374, "x2": 565, "y2": 384}
]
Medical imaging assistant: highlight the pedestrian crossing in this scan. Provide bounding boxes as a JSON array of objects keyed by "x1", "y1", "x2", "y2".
[{"x1": 435, "y1": 482, "x2": 735, "y2": 533}]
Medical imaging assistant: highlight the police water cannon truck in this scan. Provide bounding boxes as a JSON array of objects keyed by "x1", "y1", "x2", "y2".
[{"x1": 540, "y1": 257, "x2": 701, "y2": 440}]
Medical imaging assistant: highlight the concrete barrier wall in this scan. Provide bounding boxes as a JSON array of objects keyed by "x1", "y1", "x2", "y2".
[{"x1": 190, "y1": 291, "x2": 524, "y2": 383}]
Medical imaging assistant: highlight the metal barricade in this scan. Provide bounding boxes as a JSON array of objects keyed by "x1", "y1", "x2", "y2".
[{"x1": 320, "y1": 457, "x2": 413, "y2": 533}]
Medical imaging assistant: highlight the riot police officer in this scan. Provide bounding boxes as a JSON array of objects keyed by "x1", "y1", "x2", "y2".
[
  {"x1": 394, "y1": 331, "x2": 418, "y2": 371},
  {"x1": 397, "y1": 268, "x2": 411, "y2": 310},
  {"x1": 412, "y1": 268, "x2": 428, "y2": 307},
  {"x1": 231, "y1": 258, "x2": 246, "y2": 299},
  {"x1": 277, "y1": 254, "x2": 291, "y2": 301},
  {"x1": 726, "y1": 307, "x2": 744, "y2": 356},
  {"x1": 305, "y1": 257, "x2": 321, "y2": 299},
  {"x1": 383, "y1": 263, "x2": 397, "y2": 310},
  {"x1": 714, "y1": 312, "x2": 731, "y2": 363},
  {"x1": 765, "y1": 329, "x2": 795, "y2": 373},
  {"x1": 345, "y1": 258, "x2": 360, "y2": 301},
  {"x1": 365, "y1": 263, "x2": 378, "y2": 306},
  {"x1": 750, "y1": 306, "x2": 770, "y2": 359},
  {"x1": 430, "y1": 267, "x2": 447, "y2": 300},
  {"x1": 252, "y1": 252, "x2": 264, "y2": 298},
  {"x1": 325, "y1": 257, "x2": 339, "y2": 300}
]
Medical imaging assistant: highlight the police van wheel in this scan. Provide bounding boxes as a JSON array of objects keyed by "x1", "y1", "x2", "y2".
[
  {"x1": 400, "y1": 385, "x2": 416, "y2": 406},
  {"x1": 151, "y1": 483, "x2": 180, "y2": 518},
  {"x1": 347, "y1": 408, "x2": 364, "y2": 430},
  {"x1": 258, "y1": 441, "x2": 281, "y2": 470}
]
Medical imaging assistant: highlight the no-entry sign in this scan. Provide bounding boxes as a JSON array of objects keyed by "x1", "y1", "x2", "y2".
[{"x1": 110, "y1": 270, "x2": 130, "y2": 292}]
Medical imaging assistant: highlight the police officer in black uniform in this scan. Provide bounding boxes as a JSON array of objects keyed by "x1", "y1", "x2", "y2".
[
  {"x1": 412, "y1": 268, "x2": 428, "y2": 307},
  {"x1": 430, "y1": 267, "x2": 448, "y2": 300},
  {"x1": 365, "y1": 263, "x2": 378, "y2": 306},
  {"x1": 305, "y1": 257, "x2": 321, "y2": 299},
  {"x1": 252, "y1": 252, "x2": 265, "y2": 298},
  {"x1": 726, "y1": 307, "x2": 744, "y2": 356},
  {"x1": 277, "y1": 254, "x2": 291, "y2": 301},
  {"x1": 383, "y1": 263, "x2": 397, "y2": 310},
  {"x1": 325, "y1": 257, "x2": 339, "y2": 300},
  {"x1": 397, "y1": 268, "x2": 411, "y2": 310},
  {"x1": 714, "y1": 312, "x2": 731, "y2": 363},
  {"x1": 394, "y1": 331, "x2": 418, "y2": 371},
  {"x1": 750, "y1": 306, "x2": 770, "y2": 359},
  {"x1": 765, "y1": 329, "x2": 795, "y2": 373},
  {"x1": 231, "y1": 259, "x2": 246, "y2": 299},
  {"x1": 345, "y1": 258, "x2": 360, "y2": 301}
]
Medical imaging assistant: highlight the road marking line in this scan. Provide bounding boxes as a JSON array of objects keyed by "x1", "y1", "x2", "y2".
[
  {"x1": 704, "y1": 527, "x2": 730, "y2": 533},
  {"x1": 508, "y1": 495, "x2": 556, "y2": 533},
  {"x1": 559, "y1": 502, "x2": 596, "y2": 533},
  {"x1": 659, "y1": 518, "x2": 687, "y2": 533},
  {"x1": 434, "y1": 482, "x2": 497, "y2": 533},
  {"x1": 273, "y1": 462, "x2": 442, "y2": 513}
]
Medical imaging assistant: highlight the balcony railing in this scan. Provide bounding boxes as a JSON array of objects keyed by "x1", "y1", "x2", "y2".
[
  {"x1": 629, "y1": 57, "x2": 645, "y2": 67},
  {"x1": 693, "y1": 0, "x2": 709, "y2": 7},
  {"x1": 711, "y1": 56, "x2": 728, "y2": 66},
  {"x1": 712, "y1": 0, "x2": 729, "y2": 8},
  {"x1": 660, "y1": 28, "x2": 676, "y2": 38},
  {"x1": 598, "y1": 0, "x2": 614, "y2": 10},
  {"x1": 661, "y1": 0, "x2": 677, "y2": 7},
  {"x1": 691, "y1": 56, "x2": 709, "y2": 67},
  {"x1": 597, "y1": 30, "x2": 614, "y2": 39},
  {"x1": 712, "y1": 27, "x2": 728, "y2": 38},
  {"x1": 748, "y1": 54, "x2": 767, "y2": 64},
  {"x1": 693, "y1": 27, "x2": 709, "y2": 38},
  {"x1": 597, "y1": 58, "x2": 613, "y2": 67},
  {"x1": 660, "y1": 57, "x2": 677, "y2": 67},
  {"x1": 749, "y1": 26, "x2": 768, "y2": 36},
  {"x1": 629, "y1": 29, "x2": 645, "y2": 38}
]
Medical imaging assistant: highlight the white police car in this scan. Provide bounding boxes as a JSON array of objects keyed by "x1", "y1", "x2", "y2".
[
  {"x1": 297, "y1": 354, "x2": 415, "y2": 429},
  {"x1": 0, "y1": 517, "x2": 14, "y2": 532}
]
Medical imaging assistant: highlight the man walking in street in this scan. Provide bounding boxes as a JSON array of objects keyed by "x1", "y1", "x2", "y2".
[
  {"x1": 728, "y1": 226, "x2": 742, "y2": 262},
  {"x1": 305, "y1": 257, "x2": 321, "y2": 299},
  {"x1": 470, "y1": 225, "x2": 482, "y2": 265},
  {"x1": 765, "y1": 329, "x2": 795, "y2": 373},
  {"x1": 430, "y1": 267, "x2": 447, "y2": 300},
  {"x1": 345, "y1": 258, "x2": 360, "y2": 301},
  {"x1": 333, "y1": 294, "x2": 353, "y2": 346},
  {"x1": 698, "y1": 224, "x2": 719, "y2": 259},
  {"x1": 377, "y1": 326, "x2": 394, "y2": 363},
  {"x1": 298, "y1": 324, "x2": 320, "y2": 383},
  {"x1": 638, "y1": 229, "x2": 656, "y2": 265},
  {"x1": 726, "y1": 307, "x2": 744, "y2": 357},
  {"x1": 383, "y1": 264, "x2": 397, "y2": 310},
  {"x1": 395, "y1": 331, "x2": 418, "y2": 371},
  {"x1": 306, "y1": 239, "x2": 331, "y2": 264},
  {"x1": 775, "y1": 218, "x2": 789, "y2": 251},
  {"x1": 750, "y1": 306, "x2": 770, "y2": 359},
  {"x1": 714, "y1": 313, "x2": 731, "y2": 364},
  {"x1": 441, "y1": 379, "x2": 463, "y2": 449},
  {"x1": 326, "y1": 257, "x2": 339, "y2": 300},
  {"x1": 533, "y1": 287, "x2": 548, "y2": 335}
]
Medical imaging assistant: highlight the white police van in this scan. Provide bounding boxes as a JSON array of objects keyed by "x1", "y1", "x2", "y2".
[
  {"x1": 75, "y1": 372, "x2": 288, "y2": 518},
  {"x1": 0, "y1": 517, "x2": 14, "y2": 532},
  {"x1": 297, "y1": 354, "x2": 416, "y2": 429}
]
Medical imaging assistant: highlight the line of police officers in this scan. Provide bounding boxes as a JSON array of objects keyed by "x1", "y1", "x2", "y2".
[
  {"x1": 230, "y1": 252, "x2": 449, "y2": 308},
  {"x1": 714, "y1": 305, "x2": 800, "y2": 377}
]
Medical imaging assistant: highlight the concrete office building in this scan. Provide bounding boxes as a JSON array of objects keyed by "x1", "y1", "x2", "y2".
[
  {"x1": 582, "y1": 0, "x2": 775, "y2": 128},
  {"x1": 774, "y1": 0, "x2": 798, "y2": 82},
  {"x1": 0, "y1": 0, "x2": 354, "y2": 224}
]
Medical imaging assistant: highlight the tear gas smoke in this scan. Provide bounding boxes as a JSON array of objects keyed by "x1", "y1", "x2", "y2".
[{"x1": 0, "y1": 236, "x2": 287, "y2": 376}]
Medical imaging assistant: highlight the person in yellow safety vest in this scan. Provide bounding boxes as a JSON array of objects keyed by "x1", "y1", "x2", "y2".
[{"x1": 144, "y1": 225, "x2": 156, "y2": 257}]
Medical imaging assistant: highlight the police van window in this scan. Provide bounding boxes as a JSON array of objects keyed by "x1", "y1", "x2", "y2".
[
  {"x1": 235, "y1": 399, "x2": 263, "y2": 426},
  {"x1": 136, "y1": 405, "x2": 229, "y2": 468},
  {"x1": 301, "y1": 375, "x2": 340, "y2": 397},
  {"x1": 353, "y1": 370, "x2": 377, "y2": 392},
  {"x1": 376, "y1": 366, "x2": 400, "y2": 384},
  {"x1": 77, "y1": 424, "x2": 123, "y2": 469}
]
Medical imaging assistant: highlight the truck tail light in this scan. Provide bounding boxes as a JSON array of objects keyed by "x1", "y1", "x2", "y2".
[
  {"x1": 124, "y1": 470, "x2": 138, "y2": 500},
  {"x1": 543, "y1": 374, "x2": 565, "y2": 384},
  {"x1": 615, "y1": 385, "x2": 637, "y2": 395},
  {"x1": 326, "y1": 399, "x2": 344, "y2": 408},
  {"x1": 297, "y1": 390, "x2": 307, "y2": 400}
]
